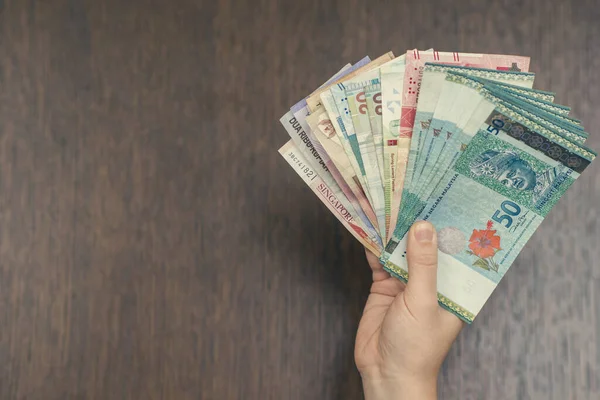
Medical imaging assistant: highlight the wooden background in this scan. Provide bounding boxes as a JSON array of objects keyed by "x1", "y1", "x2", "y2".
[{"x1": 0, "y1": 0, "x2": 599, "y2": 399}]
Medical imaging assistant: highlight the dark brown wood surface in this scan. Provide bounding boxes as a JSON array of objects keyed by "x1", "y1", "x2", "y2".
[{"x1": 0, "y1": 0, "x2": 599, "y2": 399}]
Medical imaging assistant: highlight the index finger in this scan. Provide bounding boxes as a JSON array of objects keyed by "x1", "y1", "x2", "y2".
[{"x1": 365, "y1": 249, "x2": 391, "y2": 281}]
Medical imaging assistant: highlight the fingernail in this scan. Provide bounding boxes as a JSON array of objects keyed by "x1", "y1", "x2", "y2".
[{"x1": 414, "y1": 221, "x2": 434, "y2": 243}]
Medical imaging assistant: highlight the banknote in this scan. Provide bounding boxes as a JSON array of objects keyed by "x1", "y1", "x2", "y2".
[
  {"x1": 288, "y1": 58, "x2": 393, "y2": 234},
  {"x1": 447, "y1": 74, "x2": 587, "y2": 144},
  {"x1": 299, "y1": 107, "x2": 382, "y2": 237},
  {"x1": 320, "y1": 90, "x2": 373, "y2": 212},
  {"x1": 365, "y1": 83, "x2": 385, "y2": 179},
  {"x1": 389, "y1": 67, "x2": 535, "y2": 250},
  {"x1": 346, "y1": 83, "x2": 387, "y2": 239},
  {"x1": 389, "y1": 50, "x2": 531, "y2": 243},
  {"x1": 279, "y1": 140, "x2": 382, "y2": 255},
  {"x1": 281, "y1": 111, "x2": 383, "y2": 249},
  {"x1": 399, "y1": 52, "x2": 533, "y2": 205},
  {"x1": 290, "y1": 58, "x2": 370, "y2": 115},
  {"x1": 498, "y1": 87, "x2": 567, "y2": 114},
  {"x1": 279, "y1": 62, "x2": 385, "y2": 245},
  {"x1": 409, "y1": 79, "x2": 587, "y2": 213},
  {"x1": 486, "y1": 86, "x2": 586, "y2": 142},
  {"x1": 328, "y1": 68, "x2": 384, "y2": 200},
  {"x1": 306, "y1": 52, "x2": 395, "y2": 112},
  {"x1": 386, "y1": 73, "x2": 590, "y2": 254},
  {"x1": 329, "y1": 80, "x2": 377, "y2": 208},
  {"x1": 384, "y1": 94, "x2": 595, "y2": 322},
  {"x1": 404, "y1": 68, "x2": 539, "y2": 224},
  {"x1": 289, "y1": 58, "x2": 375, "y2": 164},
  {"x1": 455, "y1": 75, "x2": 583, "y2": 127},
  {"x1": 409, "y1": 65, "x2": 535, "y2": 192},
  {"x1": 290, "y1": 104, "x2": 380, "y2": 236},
  {"x1": 305, "y1": 106, "x2": 380, "y2": 229},
  {"x1": 379, "y1": 55, "x2": 407, "y2": 239},
  {"x1": 485, "y1": 81, "x2": 555, "y2": 102}
]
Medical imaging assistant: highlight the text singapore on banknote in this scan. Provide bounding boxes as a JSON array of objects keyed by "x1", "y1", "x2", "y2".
[{"x1": 277, "y1": 49, "x2": 596, "y2": 323}]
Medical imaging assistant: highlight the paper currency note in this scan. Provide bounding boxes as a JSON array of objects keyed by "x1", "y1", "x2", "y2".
[
  {"x1": 288, "y1": 58, "x2": 391, "y2": 234},
  {"x1": 346, "y1": 83, "x2": 387, "y2": 239},
  {"x1": 384, "y1": 101, "x2": 595, "y2": 323},
  {"x1": 365, "y1": 83, "x2": 385, "y2": 179},
  {"x1": 380, "y1": 55, "x2": 407, "y2": 239},
  {"x1": 293, "y1": 106, "x2": 382, "y2": 239},
  {"x1": 454, "y1": 74, "x2": 583, "y2": 129},
  {"x1": 328, "y1": 68, "x2": 383, "y2": 201},
  {"x1": 481, "y1": 82, "x2": 585, "y2": 133},
  {"x1": 306, "y1": 52, "x2": 395, "y2": 112},
  {"x1": 402, "y1": 52, "x2": 532, "y2": 183},
  {"x1": 279, "y1": 140, "x2": 382, "y2": 255},
  {"x1": 386, "y1": 73, "x2": 589, "y2": 254},
  {"x1": 411, "y1": 79, "x2": 587, "y2": 214},
  {"x1": 290, "y1": 58, "x2": 370, "y2": 115},
  {"x1": 486, "y1": 81, "x2": 555, "y2": 102},
  {"x1": 407, "y1": 68, "x2": 537, "y2": 219},
  {"x1": 305, "y1": 106, "x2": 380, "y2": 229},
  {"x1": 320, "y1": 90, "x2": 373, "y2": 214},
  {"x1": 389, "y1": 50, "x2": 531, "y2": 241},
  {"x1": 281, "y1": 111, "x2": 383, "y2": 248},
  {"x1": 390, "y1": 67, "x2": 534, "y2": 252},
  {"x1": 410, "y1": 65, "x2": 535, "y2": 193},
  {"x1": 290, "y1": 104, "x2": 380, "y2": 236},
  {"x1": 391, "y1": 82, "x2": 542, "y2": 247}
]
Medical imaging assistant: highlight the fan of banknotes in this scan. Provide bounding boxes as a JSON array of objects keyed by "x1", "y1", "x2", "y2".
[{"x1": 278, "y1": 50, "x2": 596, "y2": 323}]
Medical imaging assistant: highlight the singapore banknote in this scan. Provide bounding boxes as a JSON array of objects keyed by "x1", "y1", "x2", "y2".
[
  {"x1": 281, "y1": 111, "x2": 383, "y2": 249},
  {"x1": 279, "y1": 140, "x2": 382, "y2": 255},
  {"x1": 288, "y1": 58, "x2": 392, "y2": 234},
  {"x1": 305, "y1": 106, "x2": 380, "y2": 229},
  {"x1": 279, "y1": 61, "x2": 386, "y2": 248},
  {"x1": 290, "y1": 103, "x2": 380, "y2": 236}
]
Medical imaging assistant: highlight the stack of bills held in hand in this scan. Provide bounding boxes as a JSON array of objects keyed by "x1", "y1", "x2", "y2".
[{"x1": 278, "y1": 49, "x2": 596, "y2": 323}]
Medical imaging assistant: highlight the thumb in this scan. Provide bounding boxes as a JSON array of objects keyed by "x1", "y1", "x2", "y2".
[{"x1": 404, "y1": 221, "x2": 439, "y2": 315}]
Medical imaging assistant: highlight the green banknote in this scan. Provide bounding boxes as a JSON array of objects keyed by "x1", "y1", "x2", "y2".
[
  {"x1": 383, "y1": 84, "x2": 595, "y2": 322},
  {"x1": 415, "y1": 67, "x2": 537, "y2": 191},
  {"x1": 387, "y1": 73, "x2": 592, "y2": 251},
  {"x1": 411, "y1": 76, "x2": 588, "y2": 214},
  {"x1": 399, "y1": 66, "x2": 536, "y2": 235}
]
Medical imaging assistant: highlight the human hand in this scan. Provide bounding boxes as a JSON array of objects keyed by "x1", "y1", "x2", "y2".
[{"x1": 355, "y1": 221, "x2": 464, "y2": 400}]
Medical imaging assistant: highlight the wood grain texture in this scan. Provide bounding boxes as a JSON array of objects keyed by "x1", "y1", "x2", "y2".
[{"x1": 0, "y1": 0, "x2": 598, "y2": 399}]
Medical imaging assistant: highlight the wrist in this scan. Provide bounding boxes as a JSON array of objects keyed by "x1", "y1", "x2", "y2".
[{"x1": 361, "y1": 371, "x2": 437, "y2": 400}]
